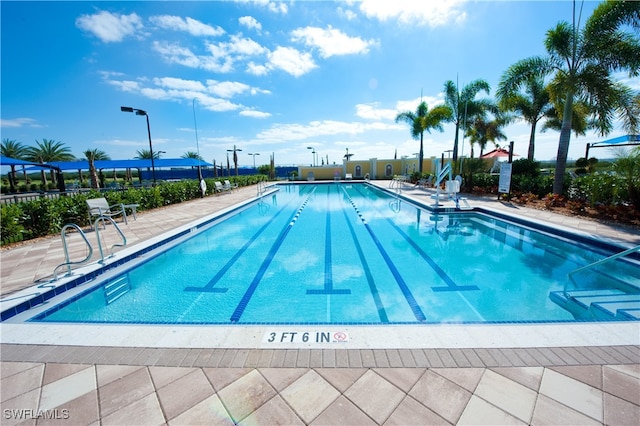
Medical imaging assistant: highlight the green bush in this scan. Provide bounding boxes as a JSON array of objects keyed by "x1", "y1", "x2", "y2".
[{"x1": 1, "y1": 203, "x2": 25, "y2": 245}]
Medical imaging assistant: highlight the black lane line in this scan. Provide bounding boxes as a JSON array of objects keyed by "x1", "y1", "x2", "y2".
[
  {"x1": 307, "y1": 184, "x2": 351, "y2": 295},
  {"x1": 230, "y1": 187, "x2": 318, "y2": 322},
  {"x1": 185, "y1": 186, "x2": 312, "y2": 293},
  {"x1": 344, "y1": 187, "x2": 426, "y2": 322},
  {"x1": 356, "y1": 185, "x2": 479, "y2": 292},
  {"x1": 338, "y1": 186, "x2": 389, "y2": 322}
]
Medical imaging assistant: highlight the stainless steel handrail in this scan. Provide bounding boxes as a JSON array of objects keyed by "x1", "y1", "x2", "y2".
[
  {"x1": 565, "y1": 244, "x2": 640, "y2": 298},
  {"x1": 95, "y1": 216, "x2": 127, "y2": 263},
  {"x1": 52, "y1": 224, "x2": 93, "y2": 281}
]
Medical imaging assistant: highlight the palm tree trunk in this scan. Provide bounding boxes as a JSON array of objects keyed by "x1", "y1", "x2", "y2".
[
  {"x1": 528, "y1": 122, "x2": 537, "y2": 161},
  {"x1": 89, "y1": 159, "x2": 99, "y2": 189},
  {"x1": 452, "y1": 122, "x2": 460, "y2": 162},
  {"x1": 9, "y1": 165, "x2": 17, "y2": 192},
  {"x1": 418, "y1": 133, "x2": 424, "y2": 174},
  {"x1": 553, "y1": 93, "x2": 575, "y2": 195}
]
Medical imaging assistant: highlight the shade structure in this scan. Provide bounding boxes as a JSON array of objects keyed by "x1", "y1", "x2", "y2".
[
  {"x1": 0, "y1": 155, "x2": 40, "y2": 167},
  {"x1": 18, "y1": 158, "x2": 213, "y2": 171},
  {"x1": 481, "y1": 148, "x2": 518, "y2": 159}
]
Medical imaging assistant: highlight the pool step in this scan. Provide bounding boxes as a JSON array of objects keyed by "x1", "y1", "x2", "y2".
[
  {"x1": 549, "y1": 289, "x2": 640, "y2": 320},
  {"x1": 104, "y1": 276, "x2": 130, "y2": 304}
]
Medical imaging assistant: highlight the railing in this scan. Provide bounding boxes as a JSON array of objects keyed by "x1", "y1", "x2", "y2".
[
  {"x1": 95, "y1": 216, "x2": 127, "y2": 263},
  {"x1": 432, "y1": 162, "x2": 452, "y2": 207},
  {"x1": 51, "y1": 224, "x2": 93, "y2": 281},
  {"x1": 257, "y1": 180, "x2": 267, "y2": 196},
  {"x1": 565, "y1": 244, "x2": 640, "y2": 298}
]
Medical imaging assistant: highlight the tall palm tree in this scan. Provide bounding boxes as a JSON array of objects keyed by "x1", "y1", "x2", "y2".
[
  {"x1": 182, "y1": 151, "x2": 203, "y2": 160},
  {"x1": 1, "y1": 139, "x2": 28, "y2": 191},
  {"x1": 443, "y1": 79, "x2": 492, "y2": 161},
  {"x1": 84, "y1": 149, "x2": 110, "y2": 189},
  {"x1": 497, "y1": 75, "x2": 554, "y2": 160},
  {"x1": 25, "y1": 139, "x2": 74, "y2": 187},
  {"x1": 499, "y1": 0, "x2": 640, "y2": 195},
  {"x1": 395, "y1": 101, "x2": 452, "y2": 174},
  {"x1": 134, "y1": 149, "x2": 162, "y2": 159},
  {"x1": 465, "y1": 115, "x2": 508, "y2": 158}
]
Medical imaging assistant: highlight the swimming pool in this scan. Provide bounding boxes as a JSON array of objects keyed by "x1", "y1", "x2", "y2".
[{"x1": 10, "y1": 183, "x2": 640, "y2": 325}]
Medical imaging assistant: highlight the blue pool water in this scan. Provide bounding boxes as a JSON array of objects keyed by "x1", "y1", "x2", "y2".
[{"x1": 29, "y1": 183, "x2": 640, "y2": 324}]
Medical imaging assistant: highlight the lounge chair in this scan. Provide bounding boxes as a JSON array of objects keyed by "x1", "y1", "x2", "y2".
[
  {"x1": 345, "y1": 173, "x2": 352, "y2": 180},
  {"x1": 214, "y1": 181, "x2": 230, "y2": 194},
  {"x1": 223, "y1": 180, "x2": 238, "y2": 191},
  {"x1": 86, "y1": 197, "x2": 127, "y2": 226}
]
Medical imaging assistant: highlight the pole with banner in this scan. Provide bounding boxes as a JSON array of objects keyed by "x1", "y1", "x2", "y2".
[{"x1": 497, "y1": 141, "x2": 515, "y2": 200}]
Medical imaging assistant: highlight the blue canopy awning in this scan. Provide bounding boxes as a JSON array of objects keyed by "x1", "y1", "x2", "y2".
[
  {"x1": 21, "y1": 158, "x2": 213, "y2": 171},
  {"x1": 0, "y1": 155, "x2": 41, "y2": 167},
  {"x1": 589, "y1": 134, "x2": 640, "y2": 148}
]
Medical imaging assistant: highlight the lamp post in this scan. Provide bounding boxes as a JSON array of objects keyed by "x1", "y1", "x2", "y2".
[
  {"x1": 227, "y1": 145, "x2": 242, "y2": 176},
  {"x1": 248, "y1": 153, "x2": 260, "y2": 172},
  {"x1": 307, "y1": 146, "x2": 316, "y2": 166},
  {"x1": 121, "y1": 106, "x2": 156, "y2": 186},
  {"x1": 192, "y1": 99, "x2": 203, "y2": 181}
]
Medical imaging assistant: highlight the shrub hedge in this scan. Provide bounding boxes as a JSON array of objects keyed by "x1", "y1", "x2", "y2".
[{"x1": 0, "y1": 176, "x2": 266, "y2": 246}]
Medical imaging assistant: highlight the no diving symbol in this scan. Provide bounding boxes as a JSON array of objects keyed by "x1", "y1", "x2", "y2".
[{"x1": 333, "y1": 332, "x2": 348, "y2": 342}]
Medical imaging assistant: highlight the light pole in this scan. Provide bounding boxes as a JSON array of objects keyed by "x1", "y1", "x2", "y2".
[
  {"x1": 307, "y1": 146, "x2": 316, "y2": 166},
  {"x1": 121, "y1": 106, "x2": 156, "y2": 186},
  {"x1": 227, "y1": 145, "x2": 242, "y2": 176},
  {"x1": 248, "y1": 153, "x2": 260, "y2": 171},
  {"x1": 192, "y1": 99, "x2": 203, "y2": 181}
]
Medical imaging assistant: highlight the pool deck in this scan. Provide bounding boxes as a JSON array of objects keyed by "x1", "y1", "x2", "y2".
[{"x1": 1, "y1": 181, "x2": 639, "y2": 425}]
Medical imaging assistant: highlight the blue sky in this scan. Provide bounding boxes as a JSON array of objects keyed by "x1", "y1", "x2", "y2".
[{"x1": 1, "y1": 0, "x2": 637, "y2": 168}]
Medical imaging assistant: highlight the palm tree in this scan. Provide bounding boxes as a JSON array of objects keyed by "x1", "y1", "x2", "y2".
[
  {"x1": 182, "y1": 151, "x2": 203, "y2": 160},
  {"x1": 443, "y1": 79, "x2": 492, "y2": 161},
  {"x1": 499, "y1": 1, "x2": 640, "y2": 195},
  {"x1": 613, "y1": 147, "x2": 640, "y2": 210},
  {"x1": 395, "y1": 101, "x2": 452, "y2": 174},
  {"x1": 1, "y1": 139, "x2": 28, "y2": 191},
  {"x1": 84, "y1": 149, "x2": 110, "y2": 189},
  {"x1": 497, "y1": 75, "x2": 554, "y2": 160},
  {"x1": 465, "y1": 115, "x2": 508, "y2": 158},
  {"x1": 25, "y1": 139, "x2": 74, "y2": 187},
  {"x1": 134, "y1": 149, "x2": 162, "y2": 159}
]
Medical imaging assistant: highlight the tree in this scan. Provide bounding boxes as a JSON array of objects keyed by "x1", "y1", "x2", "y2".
[
  {"x1": 182, "y1": 151, "x2": 203, "y2": 160},
  {"x1": 497, "y1": 74, "x2": 554, "y2": 160},
  {"x1": 1, "y1": 139, "x2": 28, "y2": 191},
  {"x1": 613, "y1": 147, "x2": 640, "y2": 210},
  {"x1": 134, "y1": 149, "x2": 162, "y2": 159},
  {"x1": 443, "y1": 79, "x2": 492, "y2": 161},
  {"x1": 499, "y1": 1, "x2": 640, "y2": 195},
  {"x1": 25, "y1": 139, "x2": 74, "y2": 187},
  {"x1": 84, "y1": 149, "x2": 110, "y2": 189},
  {"x1": 395, "y1": 101, "x2": 452, "y2": 174},
  {"x1": 465, "y1": 115, "x2": 508, "y2": 158}
]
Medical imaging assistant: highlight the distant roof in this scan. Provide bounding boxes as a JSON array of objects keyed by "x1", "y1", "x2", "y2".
[
  {"x1": 589, "y1": 135, "x2": 640, "y2": 148},
  {"x1": 25, "y1": 158, "x2": 212, "y2": 171}
]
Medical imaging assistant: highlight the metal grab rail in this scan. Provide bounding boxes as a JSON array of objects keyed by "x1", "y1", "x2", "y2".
[
  {"x1": 52, "y1": 224, "x2": 93, "y2": 281},
  {"x1": 95, "y1": 216, "x2": 127, "y2": 263},
  {"x1": 565, "y1": 244, "x2": 640, "y2": 297},
  {"x1": 257, "y1": 180, "x2": 267, "y2": 196}
]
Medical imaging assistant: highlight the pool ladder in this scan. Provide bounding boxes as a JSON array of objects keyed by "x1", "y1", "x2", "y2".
[{"x1": 51, "y1": 216, "x2": 127, "y2": 281}]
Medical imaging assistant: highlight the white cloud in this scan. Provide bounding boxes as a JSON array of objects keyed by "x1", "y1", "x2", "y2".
[
  {"x1": 152, "y1": 41, "x2": 202, "y2": 68},
  {"x1": 359, "y1": 0, "x2": 467, "y2": 27},
  {"x1": 206, "y1": 80, "x2": 251, "y2": 98},
  {"x1": 246, "y1": 62, "x2": 269, "y2": 76},
  {"x1": 238, "y1": 0, "x2": 288, "y2": 14},
  {"x1": 0, "y1": 118, "x2": 43, "y2": 128},
  {"x1": 268, "y1": 46, "x2": 317, "y2": 77},
  {"x1": 76, "y1": 11, "x2": 144, "y2": 43},
  {"x1": 256, "y1": 120, "x2": 398, "y2": 142},
  {"x1": 239, "y1": 16, "x2": 262, "y2": 32},
  {"x1": 355, "y1": 103, "x2": 397, "y2": 120},
  {"x1": 291, "y1": 26, "x2": 377, "y2": 58},
  {"x1": 240, "y1": 109, "x2": 272, "y2": 118},
  {"x1": 337, "y1": 7, "x2": 358, "y2": 21},
  {"x1": 153, "y1": 77, "x2": 207, "y2": 92},
  {"x1": 149, "y1": 15, "x2": 225, "y2": 37}
]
